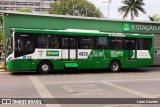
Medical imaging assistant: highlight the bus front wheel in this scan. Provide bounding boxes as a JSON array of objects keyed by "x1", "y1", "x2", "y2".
[
  {"x1": 109, "y1": 61, "x2": 120, "y2": 72},
  {"x1": 38, "y1": 61, "x2": 52, "y2": 74}
]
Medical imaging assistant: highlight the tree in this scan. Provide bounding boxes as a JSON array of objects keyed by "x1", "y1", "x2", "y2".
[
  {"x1": 149, "y1": 14, "x2": 160, "y2": 22},
  {"x1": 0, "y1": 15, "x2": 3, "y2": 43},
  {"x1": 0, "y1": 29, "x2": 3, "y2": 44},
  {"x1": 17, "y1": 8, "x2": 32, "y2": 13},
  {"x1": 118, "y1": 0, "x2": 146, "y2": 20},
  {"x1": 49, "y1": 0, "x2": 103, "y2": 17},
  {"x1": 0, "y1": 15, "x2": 2, "y2": 24}
]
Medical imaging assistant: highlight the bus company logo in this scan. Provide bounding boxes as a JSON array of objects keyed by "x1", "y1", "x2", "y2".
[
  {"x1": 110, "y1": 51, "x2": 123, "y2": 57},
  {"x1": 123, "y1": 23, "x2": 131, "y2": 32},
  {"x1": 46, "y1": 51, "x2": 59, "y2": 56}
]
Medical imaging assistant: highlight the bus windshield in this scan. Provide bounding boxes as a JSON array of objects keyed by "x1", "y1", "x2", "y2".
[{"x1": 6, "y1": 35, "x2": 13, "y2": 57}]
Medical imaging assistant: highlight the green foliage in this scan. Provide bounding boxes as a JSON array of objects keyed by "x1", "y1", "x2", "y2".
[
  {"x1": 149, "y1": 14, "x2": 160, "y2": 22},
  {"x1": 0, "y1": 15, "x2": 3, "y2": 23},
  {"x1": 17, "y1": 8, "x2": 32, "y2": 13},
  {"x1": 118, "y1": 0, "x2": 146, "y2": 20},
  {"x1": 0, "y1": 15, "x2": 3, "y2": 43},
  {"x1": 49, "y1": 0, "x2": 103, "y2": 17},
  {"x1": 0, "y1": 29, "x2": 3, "y2": 44}
]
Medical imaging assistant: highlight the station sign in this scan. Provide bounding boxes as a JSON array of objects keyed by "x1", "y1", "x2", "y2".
[{"x1": 123, "y1": 22, "x2": 160, "y2": 33}]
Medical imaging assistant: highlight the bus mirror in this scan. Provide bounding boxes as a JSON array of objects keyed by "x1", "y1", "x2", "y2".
[
  {"x1": 6, "y1": 39, "x2": 8, "y2": 45},
  {"x1": 6, "y1": 38, "x2": 8, "y2": 50},
  {"x1": 7, "y1": 46, "x2": 12, "y2": 54}
]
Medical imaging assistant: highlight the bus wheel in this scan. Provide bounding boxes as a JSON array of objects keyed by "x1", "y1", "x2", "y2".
[
  {"x1": 109, "y1": 61, "x2": 120, "y2": 72},
  {"x1": 38, "y1": 61, "x2": 52, "y2": 74}
]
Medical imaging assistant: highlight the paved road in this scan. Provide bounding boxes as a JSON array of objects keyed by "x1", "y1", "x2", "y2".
[{"x1": 0, "y1": 67, "x2": 160, "y2": 107}]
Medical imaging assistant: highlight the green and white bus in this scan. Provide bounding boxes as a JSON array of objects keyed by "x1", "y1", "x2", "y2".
[{"x1": 6, "y1": 28, "x2": 154, "y2": 73}]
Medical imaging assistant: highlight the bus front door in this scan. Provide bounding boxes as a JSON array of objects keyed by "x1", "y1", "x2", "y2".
[
  {"x1": 61, "y1": 36, "x2": 78, "y2": 62},
  {"x1": 125, "y1": 39, "x2": 137, "y2": 61}
]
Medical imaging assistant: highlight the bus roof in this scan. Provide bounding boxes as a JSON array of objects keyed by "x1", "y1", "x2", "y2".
[{"x1": 12, "y1": 28, "x2": 153, "y2": 38}]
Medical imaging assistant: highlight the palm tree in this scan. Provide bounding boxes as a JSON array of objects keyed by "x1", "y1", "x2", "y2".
[
  {"x1": 118, "y1": 0, "x2": 146, "y2": 20},
  {"x1": 149, "y1": 14, "x2": 160, "y2": 22}
]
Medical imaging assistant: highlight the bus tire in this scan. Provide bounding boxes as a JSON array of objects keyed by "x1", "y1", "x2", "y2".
[
  {"x1": 109, "y1": 61, "x2": 120, "y2": 72},
  {"x1": 38, "y1": 61, "x2": 52, "y2": 74}
]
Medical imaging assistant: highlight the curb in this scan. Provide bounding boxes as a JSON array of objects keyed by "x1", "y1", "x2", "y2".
[
  {"x1": 0, "y1": 69, "x2": 6, "y2": 72},
  {"x1": 150, "y1": 65, "x2": 160, "y2": 67}
]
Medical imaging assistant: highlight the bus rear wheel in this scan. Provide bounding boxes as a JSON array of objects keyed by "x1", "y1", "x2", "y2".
[
  {"x1": 109, "y1": 61, "x2": 120, "y2": 72},
  {"x1": 38, "y1": 61, "x2": 52, "y2": 74}
]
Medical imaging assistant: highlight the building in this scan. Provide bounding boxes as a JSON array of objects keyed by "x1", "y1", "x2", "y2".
[{"x1": 0, "y1": 0, "x2": 58, "y2": 13}]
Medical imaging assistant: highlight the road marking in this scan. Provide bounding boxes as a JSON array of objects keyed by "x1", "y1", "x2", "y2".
[
  {"x1": 43, "y1": 79, "x2": 160, "y2": 85},
  {"x1": 29, "y1": 76, "x2": 61, "y2": 107},
  {"x1": 101, "y1": 81, "x2": 156, "y2": 98},
  {"x1": 74, "y1": 85, "x2": 106, "y2": 96},
  {"x1": 62, "y1": 84, "x2": 106, "y2": 96},
  {"x1": 44, "y1": 80, "x2": 95, "y2": 84},
  {"x1": 62, "y1": 86, "x2": 75, "y2": 93},
  {"x1": 107, "y1": 79, "x2": 160, "y2": 82}
]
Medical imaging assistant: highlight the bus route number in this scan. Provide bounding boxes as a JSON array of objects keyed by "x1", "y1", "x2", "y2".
[{"x1": 79, "y1": 52, "x2": 88, "y2": 56}]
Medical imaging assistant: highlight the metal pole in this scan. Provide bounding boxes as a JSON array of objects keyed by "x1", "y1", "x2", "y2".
[
  {"x1": 86, "y1": 9, "x2": 87, "y2": 17},
  {"x1": 86, "y1": 6, "x2": 88, "y2": 17},
  {"x1": 108, "y1": 1, "x2": 109, "y2": 18},
  {"x1": 102, "y1": 0, "x2": 112, "y2": 18},
  {"x1": 108, "y1": 0, "x2": 111, "y2": 18}
]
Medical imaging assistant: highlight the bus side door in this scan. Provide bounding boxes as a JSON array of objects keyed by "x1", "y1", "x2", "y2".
[
  {"x1": 61, "y1": 36, "x2": 77, "y2": 61},
  {"x1": 124, "y1": 39, "x2": 137, "y2": 61}
]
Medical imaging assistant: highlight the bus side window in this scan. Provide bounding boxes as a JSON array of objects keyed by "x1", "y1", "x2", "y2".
[
  {"x1": 124, "y1": 39, "x2": 128, "y2": 50},
  {"x1": 50, "y1": 36, "x2": 60, "y2": 49},
  {"x1": 38, "y1": 35, "x2": 45, "y2": 48},
  {"x1": 124, "y1": 39, "x2": 135, "y2": 50},
  {"x1": 110, "y1": 37, "x2": 124, "y2": 50},
  {"x1": 96, "y1": 37, "x2": 108, "y2": 49},
  {"x1": 137, "y1": 38, "x2": 152, "y2": 50},
  {"x1": 78, "y1": 36, "x2": 94, "y2": 49},
  {"x1": 38, "y1": 43, "x2": 44, "y2": 48},
  {"x1": 49, "y1": 41, "x2": 55, "y2": 48},
  {"x1": 113, "y1": 42, "x2": 119, "y2": 49}
]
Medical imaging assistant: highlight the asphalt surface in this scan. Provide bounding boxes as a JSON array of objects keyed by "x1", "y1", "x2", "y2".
[{"x1": 0, "y1": 67, "x2": 160, "y2": 107}]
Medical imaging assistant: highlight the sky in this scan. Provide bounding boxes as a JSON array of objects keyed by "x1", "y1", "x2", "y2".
[{"x1": 88, "y1": 0, "x2": 160, "y2": 21}]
